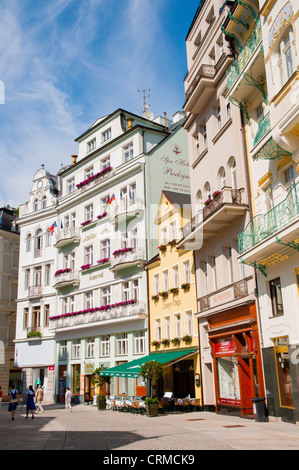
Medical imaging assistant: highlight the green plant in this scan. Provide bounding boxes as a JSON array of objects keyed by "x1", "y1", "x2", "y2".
[
  {"x1": 96, "y1": 393, "x2": 106, "y2": 401},
  {"x1": 151, "y1": 340, "x2": 160, "y2": 347},
  {"x1": 169, "y1": 287, "x2": 179, "y2": 294},
  {"x1": 144, "y1": 397, "x2": 158, "y2": 404},
  {"x1": 159, "y1": 291, "x2": 168, "y2": 297},
  {"x1": 140, "y1": 361, "x2": 163, "y2": 398},
  {"x1": 181, "y1": 283, "x2": 190, "y2": 289},
  {"x1": 161, "y1": 338, "x2": 170, "y2": 346},
  {"x1": 92, "y1": 368, "x2": 111, "y2": 388},
  {"x1": 151, "y1": 294, "x2": 159, "y2": 301},
  {"x1": 172, "y1": 337, "x2": 180, "y2": 345},
  {"x1": 27, "y1": 331, "x2": 42, "y2": 338},
  {"x1": 182, "y1": 335, "x2": 192, "y2": 343}
]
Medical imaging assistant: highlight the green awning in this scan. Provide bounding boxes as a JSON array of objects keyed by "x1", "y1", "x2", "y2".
[{"x1": 99, "y1": 348, "x2": 198, "y2": 378}]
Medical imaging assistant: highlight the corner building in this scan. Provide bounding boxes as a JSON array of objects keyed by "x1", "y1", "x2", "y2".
[
  {"x1": 15, "y1": 108, "x2": 190, "y2": 403},
  {"x1": 178, "y1": 0, "x2": 265, "y2": 417}
]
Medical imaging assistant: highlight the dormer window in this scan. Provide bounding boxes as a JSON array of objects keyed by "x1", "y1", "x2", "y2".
[
  {"x1": 101, "y1": 128, "x2": 111, "y2": 143},
  {"x1": 87, "y1": 138, "x2": 96, "y2": 153}
]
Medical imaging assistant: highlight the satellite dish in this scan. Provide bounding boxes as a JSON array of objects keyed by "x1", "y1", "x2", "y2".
[
  {"x1": 143, "y1": 102, "x2": 149, "y2": 110},
  {"x1": 143, "y1": 110, "x2": 154, "y2": 121}
]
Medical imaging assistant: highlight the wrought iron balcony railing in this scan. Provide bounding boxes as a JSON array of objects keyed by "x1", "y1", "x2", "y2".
[
  {"x1": 226, "y1": 19, "x2": 262, "y2": 93},
  {"x1": 238, "y1": 182, "x2": 299, "y2": 255},
  {"x1": 253, "y1": 112, "x2": 271, "y2": 147}
]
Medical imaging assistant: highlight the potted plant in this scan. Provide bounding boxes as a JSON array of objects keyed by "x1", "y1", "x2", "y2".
[
  {"x1": 151, "y1": 294, "x2": 159, "y2": 301},
  {"x1": 161, "y1": 338, "x2": 170, "y2": 347},
  {"x1": 96, "y1": 393, "x2": 107, "y2": 411},
  {"x1": 182, "y1": 334, "x2": 192, "y2": 343},
  {"x1": 151, "y1": 340, "x2": 160, "y2": 347},
  {"x1": 169, "y1": 287, "x2": 179, "y2": 294},
  {"x1": 212, "y1": 190, "x2": 221, "y2": 199},
  {"x1": 181, "y1": 282, "x2": 190, "y2": 290},
  {"x1": 144, "y1": 397, "x2": 159, "y2": 417},
  {"x1": 159, "y1": 291, "x2": 168, "y2": 298},
  {"x1": 140, "y1": 361, "x2": 163, "y2": 417},
  {"x1": 158, "y1": 244, "x2": 167, "y2": 252},
  {"x1": 27, "y1": 330, "x2": 42, "y2": 338}
]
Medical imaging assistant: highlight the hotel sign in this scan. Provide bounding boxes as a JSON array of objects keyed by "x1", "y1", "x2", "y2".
[{"x1": 210, "y1": 287, "x2": 234, "y2": 308}]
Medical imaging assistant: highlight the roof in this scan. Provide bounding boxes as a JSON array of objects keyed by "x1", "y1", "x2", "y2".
[{"x1": 162, "y1": 190, "x2": 191, "y2": 208}]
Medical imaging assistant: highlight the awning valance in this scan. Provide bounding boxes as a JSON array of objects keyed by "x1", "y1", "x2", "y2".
[{"x1": 99, "y1": 348, "x2": 198, "y2": 378}]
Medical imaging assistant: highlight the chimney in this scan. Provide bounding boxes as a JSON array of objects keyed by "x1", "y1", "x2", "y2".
[
  {"x1": 127, "y1": 118, "x2": 134, "y2": 129},
  {"x1": 72, "y1": 155, "x2": 77, "y2": 165}
]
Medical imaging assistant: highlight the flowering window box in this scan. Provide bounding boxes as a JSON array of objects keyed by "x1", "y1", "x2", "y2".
[
  {"x1": 161, "y1": 339, "x2": 170, "y2": 346},
  {"x1": 97, "y1": 212, "x2": 108, "y2": 220},
  {"x1": 181, "y1": 283, "x2": 190, "y2": 290},
  {"x1": 159, "y1": 291, "x2": 168, "y2": 298},
  {"x1": 204, "y1": 199, "x2": 213, "y2": 206},
  {"x1": 112, "y1": 247, "x2": 134, "y2": 256},
  {"x1": 76, "y1": 166, "x2": 112, "y2": 189},
  {"x1": 49, "y1": 299, "x2": 138, "y2": 321},
  {"x1": 169, "y1": 287, "x2": 179, "y2": 294},
  {"x1": 97, "y1": 258, "x2": 110, "y2": 265},
  {"x1": 172, "y1": 337, "x2": 180, "y2": 346},
  {"x1": 151, "y1": 294, "x2": 159, "y2": 301},
  {"x1": 55, "y1": 268, "x2": 72, "y2": 277},
  {"x1": 151, "y1": 340, "x2": 160, "y2": 347},
  {"x1": 182, "y1": 335, "x2": 192, "y2": 343},
  {"x1": 81, "y1": 264, "x2": 92, "y2": 271},
  {"x1": 212, "y1": 190, "x2": 221, "y2": 199},
  {"x1": 158, "y1": 244, "x2": 167, "y2": 251},
  {"x1": 81, "y1": 220, "x2": 92, "y2": 227},
  {"x1": 168, "y1": 239, "x2": 177, "y2": 246}
]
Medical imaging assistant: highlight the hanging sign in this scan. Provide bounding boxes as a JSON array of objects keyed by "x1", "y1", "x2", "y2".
[{"x1": 214, "y1": 339, "x2": 236, "y2": 356}]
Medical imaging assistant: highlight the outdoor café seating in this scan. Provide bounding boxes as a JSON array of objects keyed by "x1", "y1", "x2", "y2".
[{"x1": 105, "y1": 395, "x2": 201, "y2": 415}]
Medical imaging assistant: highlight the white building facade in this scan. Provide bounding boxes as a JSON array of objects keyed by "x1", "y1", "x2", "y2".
[{"x1": 15, "y1": 108, "x2": 190, "y2": 403}]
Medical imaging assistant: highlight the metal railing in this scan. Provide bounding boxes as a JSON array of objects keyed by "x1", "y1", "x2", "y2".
[
  {"x1": 253, "y1": 112, "x2": 271, "y2": 147},
  {"x1": 238, "y1": 182, "x2": 299, "y2": 254}
]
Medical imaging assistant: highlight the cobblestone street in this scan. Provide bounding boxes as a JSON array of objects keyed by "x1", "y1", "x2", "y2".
[{"x1": 1, "y1": 403, "x2": 299, "y2": 453}]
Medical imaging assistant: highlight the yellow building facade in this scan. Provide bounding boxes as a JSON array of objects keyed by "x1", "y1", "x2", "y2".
[{"x1": 146, "y1": 191, "x2": 201, "y2": 401}]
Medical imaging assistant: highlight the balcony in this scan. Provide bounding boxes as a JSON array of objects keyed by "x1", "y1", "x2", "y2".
[
  {"x1": 111, "y1": 198, "x2": 144, "y2": 224},
  {"x1": 110, "y1": 248, "x2": 146, "y2": 272},
  {"x1": 226, "y1": 19, "x2": 262, "y2": 94},
  {"x1": 76, "y1": 167, "x2": 115, "y2": 193},
  {"x1": 49, "y1": 301, "x2": 146, "y2": 331},
  {"x1": 184, "y1": 54, "x2": 234, "y2": 115},
  {"x1": 238, "y1": 182, "x2": 299, "y2": 258},
  {"x1": 53, "y1": 270, "x2": 80, "y2": 289},
  {"x1": 28, "y1": 285, "x2": 43, "y2": 298},
  {"x1": 178, "y1": 188, "x2": 247, "y2": 248},
  {"x1": 252, "y1": 112, "x2": 271, "y2": 147},
  {"x1": 55, "y1": 227, "x2": 80, "y2": 248},
  {"x1": 198, "y1": 278, "x2": 251, "y2": 314}
]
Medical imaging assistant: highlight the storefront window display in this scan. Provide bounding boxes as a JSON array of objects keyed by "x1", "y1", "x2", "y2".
[
  {"x1": 72, "y1": 364, "x2": 81, "y2": 395},
  {"x1": 274, "y1": 337, "x2": 294, "y2": 409},
  {"x1": 217, "y1": 356, "x2": 241, "y2": 406}
]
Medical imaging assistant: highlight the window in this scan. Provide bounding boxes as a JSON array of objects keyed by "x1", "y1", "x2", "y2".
[
  {"x1": 124, "y1": 143, "x2": 134, "y2": 162},
  {"x1": 255, "y1": 104, "x2": 264, "y2": 122},
  {"x1": 25, "y1": 269, "x2": 30, "y2": 289},
  {"x1": 85, "y1": 245, "x2": 93, "y2": 265},
  {"x1": 161, "y1": 226, "x2": 168, "y2": 245},
  {"x1": 172, "y1": 265, "x2": 179, "y2": 289},
  {"x1": 270, "y1": 278, "x2": 284, "y2": 316},
  {"x1": 216, "y1": 105, "x2": 221, "y2": 132},
  {"x1": 35, "y1": 229, "x2": 43, "y2": 255},
  {"x1": 72, "y1": 340, "x2": 81, "y2": 359},
  {"x1": 101, "y1": 195, "x2": 110, "y2": 212},
  {"x1": 42, "y1": 196, "x2": 47, "y2": 209},
  {"x1": 44, "y1": 304, "x2": 50, "y2": 327},
  {"x1": 210, "y1": 256, "x2": 217, "y2": 291},
  {"x1": 185, "y1": 310, "x2": 193, "y2": 336},
  {"x1": 87, "y1": 139, "x2": 96, "y2": 153},
  {"x1": 284, "y1": 166, "x2": 295, "y2": 184},
  {"x1": 183, "y1": 260, "x2": 191, "y2": 284},
  {"x1": 170, "y1": 220, "x2": 177, "y2": 241},
  {"x1": 135, "y1": 331, "x2": 145, "y2": 354},
  {"x1": 123, "y1": 282, "x2": 130, "y2": 302},
  {"x1": 204, "y1": 182, "x2": 211, "y2": 201},
  {"x1": 34, "y1": 199, "x2": 39, "y2": 211},
  {"x1": 23, "y1": 308, "x2": 29, "y2": 330},
  {"x1": 265, "y1": 187, "x2": 274, "y2": 212},
  {"x1": 164, "y1": 316, "x2": 171, "y2": 339},
  {"x1": 60, "y1": 341, "x2": 67, "y2": 361},
  {"x1": 231, "y1": 159, "x2": 237, "y2": 190},
  {"x1": 278, "y1": 28, "x2": 295, "y2": 84},
  {"x1": 174, "y1": 313, "x2": 181, "y2": 337},
  {"x1": 71, "y1": 212, "x2": 76, "y2": 228},
  {"x1": 26, "y1": 234, "x2": 32, "y2": 252},
  {"x1": 209, "y1": 48, "x2": 215, "y2": 65},
  {"x1": 62, "y1": 297, "x2": 68, "y2": 314},
  {"x1": 129, "y1": 182, "x2": 137, "y2": 204},
  {"x1": 226, "y1": 101, "x2": 231, "y2": 120},
  {"x1": 85, "y1": 166, "x2": 94, "y2": 179},
  {"x1": 102, "y1": 128, "x2": 111, "y2": 142},
  {"x1": 102, "y1": 286, "x2": 111, "y2": 305},
  {"x1": 162, "y1": 270, "x2": 169, "y2": 291},
  {"x1": 131, "y1": 227, "x2": 138, "y2": 251},
  {"x1": 85, "y1": 204, "x2": 93, "y2": 221},
  {"x1": 85, "y1": 291, "x2": 93, "y2": 309},
  {"x1": 102, "y1": 156, "x2": 110, "y2": 169},
  {"x1": 219, "y1": 167, "x2": 226, "y2": 189},
  {"x1": 155, "y1": 319, "x2": 162, "y2": 341},
  {"x1": 101, "y1": 335, "x2": 110, "y2": 356},
  {"x1": 101, "y1": 239, "x2": 110, "y2": 259},
  {"x1": 67, "y1": 177, "x2": 75, "y2": 194},
  {"x1": 69, "y1": 295, "x2": 74, "y2": 312},
  {"x1": 153, "y1": 274, "x2": 160, "y2": 295},
  {"x1": 117, "y1": 333, "x2": 128, "y2": 355},
  {"x1": 34, "y1": 267, "x2": 42, "y2": 287},
  {"x1": 227, "y1": 247, "x2": 234, "y2": 284},
  {"x1": 32, "y1": 306, "x2": 40, "y2": 330},
  {"x1": 87, "y1": 337, "x2": 95, "y2": 358},
  {"x1": 45, "y1": 264, "x2": 51, "y2": 286},
  {"x1": 274, "y1": 337, "x2": 294, "y2": 408},
  {"x1": 132, "y1": 279, "x2": 139, "y2": 301}
]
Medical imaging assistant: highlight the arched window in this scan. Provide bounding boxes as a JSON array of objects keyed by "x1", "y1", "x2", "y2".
[
  {"x1": 204, "y1": 182, "x2": 212, "y2": 203},
  {"x1": 35, "y1": 229, "x2": 43, "y2": 255},
  {"x1": 196, "y1": 190, "x2": 203, "y2": 211},
  {"x1": 42, "y1": 196, "x2": 47, "y2": 209},
  {"x1": 228, "y1": 157, "x2": 237, "y2": 189},
  {"x1": 34, "y1": 198, "x2": 39, "y2": 211},
  {"x1": 26, "y1": 233, "x2": 32, "y2": 252},
  {"x1": 278, "y1": 27, "x2": 295, "y2": 85},
  {"x1": 218, "y1": 167, "x2": 226, "y2": 189}
]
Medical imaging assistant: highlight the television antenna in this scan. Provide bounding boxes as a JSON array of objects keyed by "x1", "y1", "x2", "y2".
[{"x1": 137, "y1": 88, "x2": 151, "y2": 113}]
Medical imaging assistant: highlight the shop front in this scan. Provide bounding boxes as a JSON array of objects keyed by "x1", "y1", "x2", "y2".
[{"x1": 208, "y1": 301, "x2": 265, "y2": 418}]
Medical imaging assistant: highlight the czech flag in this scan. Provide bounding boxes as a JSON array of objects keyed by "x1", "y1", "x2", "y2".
[{"x1": 48, "y1": 221, "x2": 57, "y2": 235}]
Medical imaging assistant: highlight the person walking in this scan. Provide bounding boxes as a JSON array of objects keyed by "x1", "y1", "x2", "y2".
[
  {"x1": 35, "y1": 385, "x2": 44, "y2": 413},
  {"x1": 65, "y1": 387, "x2": 72, "y2": 412},
  {"x1": 24, "y1": 385, "x2": 36, "y2": 419},
  {"x1": 8, "y1": 384, "x2": 19, "y2": 420}
]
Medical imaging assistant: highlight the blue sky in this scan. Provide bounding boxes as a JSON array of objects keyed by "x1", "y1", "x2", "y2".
[{"x1": 0, "y1": 0, "x2": 198, "y2": 208}]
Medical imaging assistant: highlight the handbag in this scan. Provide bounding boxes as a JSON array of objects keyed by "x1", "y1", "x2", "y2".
[{"x1": 10, "y1": 399, "x2": 18, "y2": 404}]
